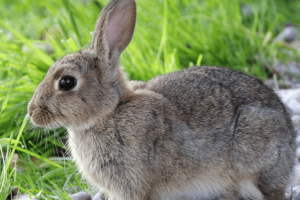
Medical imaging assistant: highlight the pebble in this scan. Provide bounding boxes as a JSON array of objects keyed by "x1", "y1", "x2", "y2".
[
  {"x1": 69, "y1": 191, "x2": 92, "y2": 200},
  {"x1": 275, "y1": 26, "x2": 298, "y2": 43},
  {"x1": 291, "y1": 185, "x2": 300, "y2": 200},
  {"x1": 285, "y1": 26, "x2": 298, "y2": 43},
  {"x1": 274, "y1": 61, "x2": 300, "y2": 83},
  {"x1": 297, "y1": 148, "x2": 300, "y2": 161},
  {"x1": 276, "y1": 88, "x2": 300, "y2": 114},
  {"x1": 6, "y1": 187, "x2": 42, "y2": 200},
  {"x1": 297, "y1": 135, "x2": 300, "y2": 146},
  {"x1": 92, "y1": 192, "x2": 106, "y2": 200},
  {"x1": 264, "y1": 78, "x2": 292, "y2": 89},
  {"x1": 11, "y1": 194, "x2": 39, "y2": 200}
]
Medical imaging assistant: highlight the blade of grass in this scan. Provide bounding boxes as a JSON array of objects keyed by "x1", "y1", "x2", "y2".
[{"x1": 0, "y1": 77, "x2": 15, "y2": 118}]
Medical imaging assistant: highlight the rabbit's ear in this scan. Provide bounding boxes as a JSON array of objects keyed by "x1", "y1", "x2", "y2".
[{"x1": 90, "y1": 0, "x2": 136, "y2": 61}]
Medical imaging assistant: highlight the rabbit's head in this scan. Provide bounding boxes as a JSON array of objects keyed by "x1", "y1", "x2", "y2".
[{"x1": 27, "y1": 0, "x2": 136, "y2": 130}]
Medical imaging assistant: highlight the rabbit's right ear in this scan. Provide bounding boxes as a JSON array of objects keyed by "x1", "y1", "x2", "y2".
[{"x1": 90, "y1": 0, "x2": 136, "y2": 64}]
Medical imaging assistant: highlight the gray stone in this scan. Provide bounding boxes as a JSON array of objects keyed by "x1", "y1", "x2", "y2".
[
  {"x1": 264, "y1": 78, "x2": 291, "y2": 89},
  {"x1": 286, "y1": 185, "x2": 300, "y2": 200},
  {"x1": 11, "y1": 186, "x2": 19, "y2": 196},
  {"x1": 276, "y1": 88, "x2": 300, "y2": 115},
  {"x1": 275, "y1": 61, "x2": 300, "y2": 82},
  {"x1": 69, "y1": 191, "x2": 92, "y2": 200},
  {"x1": 7, "y1": 187, "x2": 42, "y2": 200},
  {"x1": 296, "y1": 192, "x2": 300, "y2": 200},
  {"x1": 291, "y1": 115, "x2": 300, "y2": 136},
  {"x1": 297, "y1": 135, "x2": 300, "y2": 146},
  {"x1": 12, "y1": 194, "x2": 39, "y2": 200},
  {"x1": 297, "y1": 148, "x2": 300, "y2": 159},
  {"x1": 275, "y1": 26, "x2": 298, "y2": 43},
  {"x1": 64, "y1": 186, "x2": 82, "y2": 194},
  {"x1": 285, "y1": 26, "x2": 298, "y2": 43},
  {"x1": 92, "y1": 192, "x2": 106, "y2": 200},
  {"x1": 87, "y1": 186, "x2": 100, "y2": 197}
]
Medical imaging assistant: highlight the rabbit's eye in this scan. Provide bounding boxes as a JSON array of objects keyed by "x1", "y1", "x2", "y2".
[{"x1": 60, "y1": 76, "x2": 77, "y2": 91}]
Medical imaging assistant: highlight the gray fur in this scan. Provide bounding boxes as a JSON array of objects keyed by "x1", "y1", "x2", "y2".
[{"x1": 27, "y1": 0, "x2": 296, "y2": 199}]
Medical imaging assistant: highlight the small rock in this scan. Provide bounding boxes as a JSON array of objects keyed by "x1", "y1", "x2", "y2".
[
  {"x1": 264, "y1": 78, "x2": 291, "y2": 89},
  {"x1": 294, "y1": 185, "x2": 300, "y2": 200},
  {"x1": 288, "y1": 164, "x2": 300, "y2": 193},
  {"x1": 69, "y1": 191, "x2": 92, "y2": 200},
  {"x1": 64, "y1": 186, "x2": 82, "y2": 194},
  {"x1": 274, "y1": 61, "x2": 300, "y2": 82},
  {"x1": 6, "y1": 187, "x2": 18, "y2": 200},
  {"x1": 297, "y1": 148, "x2": 300, "y2": 161},
  {"x1": 285, "y1": 26, "x2": 298, "y2": 43},
  {"x1": 297, "y1": 135, "x2": 300, "y2": 146},
  {"x1": 87, "y1": 186, "x2": 100, "y2": 197},
  {"x1": 286, "y1": 185, "x2": 300, "y2": 200},
  {"x1": 92, "y1": 192, "x2": 106, "y2": 200},
  {"x1": 12, "y1": 194, "x2": 39, "y2": 200},
  {"x1": 291, "y1": 115, "x2": 300, "y2": 136},
  {"x1": 276, "y1": 88, "x2": 300, "y2": 115},
  {"x1": 11, "y1": 187, "x2": 19, "y2": 196},
  {"x1": 275, "y1": 26, "x2": 298, "y2": 43},
  {"x1": 6, "y1": 187, "x2": 43, "y2": 200},
  {"x1": 297, "y1": 192, "x2": 300, "y2": 200}
]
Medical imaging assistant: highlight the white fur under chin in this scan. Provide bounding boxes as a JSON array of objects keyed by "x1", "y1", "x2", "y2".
[
  {"x1": 67, "y1": 128, "x2": 106, "y2": 189},
  {"x1": 69, "y1": 117, "x2": 101, "y2": 132}
]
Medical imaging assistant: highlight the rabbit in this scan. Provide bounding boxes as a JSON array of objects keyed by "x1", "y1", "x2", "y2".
[{"x1": 27, "y1": 0, "x2": 296, "y2": 199}]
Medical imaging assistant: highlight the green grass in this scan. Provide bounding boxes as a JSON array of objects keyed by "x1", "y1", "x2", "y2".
[{"x1": 1, "y1": 0, "x2": 300, "y2": 199}]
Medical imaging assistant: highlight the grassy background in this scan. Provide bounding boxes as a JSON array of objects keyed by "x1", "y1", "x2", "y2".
[{"x1": 1, "y1": 0, "x2": 300, "y2": 199}]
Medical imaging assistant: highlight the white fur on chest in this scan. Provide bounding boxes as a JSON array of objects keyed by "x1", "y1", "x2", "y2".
[{"x1": 68, "y1": 128, "x2": 105, "y2": 189}]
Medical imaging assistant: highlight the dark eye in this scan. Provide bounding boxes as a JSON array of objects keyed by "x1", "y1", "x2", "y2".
[{"x1": 60, "y1": 76, "x2": 77, "y2": 91}]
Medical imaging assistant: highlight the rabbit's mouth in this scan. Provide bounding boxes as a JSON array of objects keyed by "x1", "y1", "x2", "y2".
[
  {"x1": 28, "y1": 105, "x2": 66, "y2": 129},
  {"x1": 29, "y1": 113, "x2": 64, "y2": 129}
]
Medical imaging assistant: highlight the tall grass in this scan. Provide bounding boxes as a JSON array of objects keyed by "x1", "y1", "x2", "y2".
[{"x1": 1, "y1": 0, "x2": 300, "y2": 198}]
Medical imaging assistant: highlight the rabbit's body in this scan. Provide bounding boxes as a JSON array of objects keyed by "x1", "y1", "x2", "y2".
[
  {"x1": 27, "y1": 0, "x2": 296, "y2": 199},
  {"x1": 68, "y1": 66, "x2": 295, "y2": 200}
]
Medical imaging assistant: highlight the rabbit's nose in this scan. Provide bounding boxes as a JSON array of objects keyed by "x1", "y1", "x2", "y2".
[{"x1": 27, "y1": 99, "x2": 36, "y2": 118}]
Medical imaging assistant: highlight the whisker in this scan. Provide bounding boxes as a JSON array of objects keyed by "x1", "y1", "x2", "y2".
[
  {"x1": 51, "y1": 119, "x2": 66, "y2": 147},
  {"x1": 50, "y1": 123, "x2": 60, "y2": 156},
  {"x1": 50, "y1": 102, "x2": 65, "y2": 117},
  {"x1": 39, "y1": 128, "x2": 42, "y2": 148}
]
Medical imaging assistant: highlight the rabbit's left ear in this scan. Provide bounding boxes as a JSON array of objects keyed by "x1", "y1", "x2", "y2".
[{"x1": 90, "y1": 0, "x2": 136, "y2": 61}]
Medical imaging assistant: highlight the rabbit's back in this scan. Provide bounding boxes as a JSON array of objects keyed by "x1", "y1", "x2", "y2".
[
  {"x1": 146, "y1": 66, "x2": 292, "y2": 134},
  {"x1": 144, "y1": 66, "x2": 295, "y2": 198},
  {"x1": 147, "y1": 66, "x2": 287, "y2": 115}
]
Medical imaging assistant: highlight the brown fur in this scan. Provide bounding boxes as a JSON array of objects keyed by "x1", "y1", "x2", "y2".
[{"x1": 27, "y1": 0, "x2": 296, "y2": 199}]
